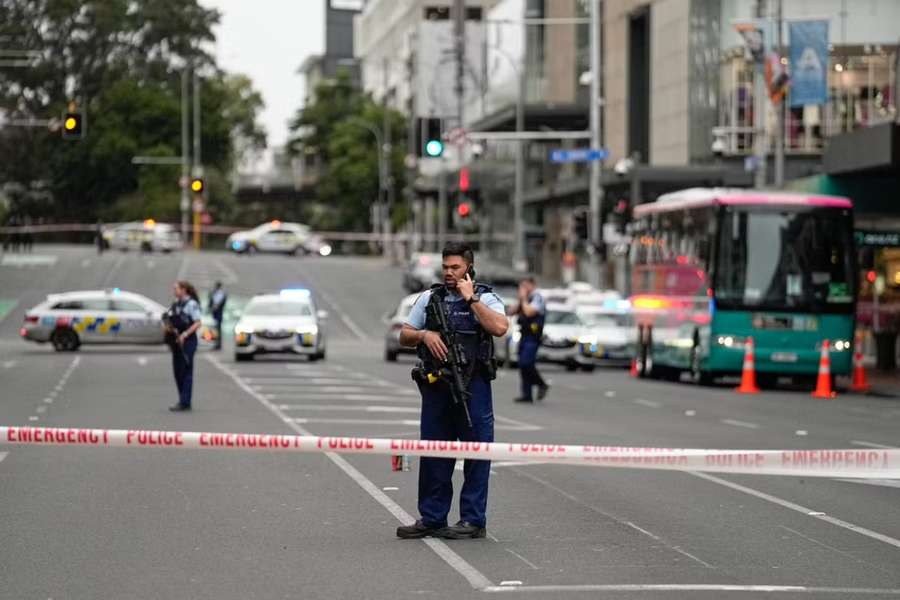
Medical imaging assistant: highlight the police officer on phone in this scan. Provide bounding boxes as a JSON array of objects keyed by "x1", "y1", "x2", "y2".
[
  {"x1": 163, "y1": 280, "x2": 202, "y2": 412},
  {"x1": 396, "y1": 242, "x2": 508, "y2": 540},
  {"x1": 512, "y1": 276, "x2": 549, "y2": 402}
]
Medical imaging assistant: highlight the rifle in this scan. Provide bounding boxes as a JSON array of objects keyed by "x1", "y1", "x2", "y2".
[{"x1": 426, "y1": 294, "x2": 474, "y2": 429}]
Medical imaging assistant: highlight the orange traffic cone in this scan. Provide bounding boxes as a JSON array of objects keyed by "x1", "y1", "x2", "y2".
[
  {"x1": 629, "y1": 357, "x2": 639, "y2": 377},
  {"x1": 735, "y1": 337, "x2": 760, "y2": 394},
  {"x1": 812, "y1": 340, "x2": 836, "y2": 399},
  {"x1": 849, "y1": 332, "x2": 870, "y2": 393}
]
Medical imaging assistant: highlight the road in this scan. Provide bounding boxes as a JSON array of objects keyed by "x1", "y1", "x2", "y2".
[{"x1": 1, "y1": 245, "x2": 899, "y2": 599}]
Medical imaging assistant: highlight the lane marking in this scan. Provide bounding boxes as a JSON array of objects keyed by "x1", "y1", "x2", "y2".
[
  {"x1": 780, "y1": 525, "x2": 895, "y2": 577},
  {"x1": 689, "y1": 471, "x2": 900, "y2": 551},
  {"x1": 244, "y1": 377, "x2": 393, "y2": 386},
  {"x1": 176, "y1": 255, "x2": 190, "y2": 280},
  {"x1": 2, "y1": 360, "x2": 17, "y2": 369},
  {"x1": 276, "y1": 404, "x2": 420, "y2": 414},
  {"x1": 206, "y1": 354, "x2": 493, "y2": 590},
  {"x1": 795, "y1": 430, "x2": 808, "y2": 436},
  {"x1": 286, "y1": 417, "x2": 535, "y2": 431},
  {"x1": 721, "y1": 418, "x2": 759, "y2": 429},
  {"x1": 0, "y1": 451, "x2": 7, "y2": 463},
  {"x1": 633, "y1": 398, "x2": 662, "y2": 408},
  {"x1": 851, "y1": 440, "x2": 895, "y2": 449},
  {"x1": 505, "y1": 549, "x2": 540, "y2": 571},
  {"x1": 604, "y1": 391, "x2": 616, "y2": 398},
  {"x1": 28, "y1": 416, "x2": 38, "y2": 422},
  {"x1": 684, "y1": 410, "x2": 696, "y2": 416},
  {"x1": 101, "y1": 254, "x2": 127, "y2": 288},
  {"x1": 137, "y1": 356, "x2": 148, "y2": 367},
  {"x1": 35, "y1": 406, "x2": 47, "y2": 414},
  {"x1": 835, "y1": 478, "x2": 900, "y2": 489},
  {"x1": 81, "y1": 258, "x2": 91, "y2": 268},
  {"x1": 251, "y1": 385, "x2": 418, "y2": 396},
  {"x1": 0, "y1": 299, "x2": 20, "y2": 323},
  {"x1": 482, "y1": 584, "x2": 900, "y2": 594},
  {"x1": 214, "y1": 258, "x2": 239, "y2": 284},
  {"x1": 262, "y1": 393, "x2": 419, "y2": 404},
  {"x1": 511, "y1": 467, "x2": 713, "y2": 569}
]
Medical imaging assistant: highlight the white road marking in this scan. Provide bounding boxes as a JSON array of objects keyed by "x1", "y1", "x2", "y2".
[
  {"x1": 176, "y1": 255, "x2": 190, "y2": 280},
  {"x1": 382, "y1": 486, "x2": 399, "y2": 491},
  {"x1": 263, "y1": 393, "x2": 419, "y2": 404},
  {"x1": 28, "y1": 416, "x2": 38, "y2": 421},
  {"x1": 253, "y1": 385, "x2": 418, "y2": 396},
  {"x1": 684, "y1": 410, "x2": 696, "y2": 416},
  {"x1": 505, "y1": 549, "x2": 540, "y2": 570},
  {"x1": 0, "y1": 254, "x2": 58, "y2": 267},
  {"x1": 795, "y1": 430, "x2": 808, "y2": 436},
  {"x1": 145, "y1": 260, "x2": 155, "y2": 269},
  {"x1": 690, "y1": 471, "x2": 900, "y2": 551},
  {"x1": 604, "y1": 390, "x2": 616, "y2": 398},
  {"x1": 289, "y1": 417, "x2": 534, "y2": 431},
  {"x1": 213, "y1": 258, "x2": 239, "y2": 284},
  {"x1": 0, "y1": 452, "x2": 7, "y2": 463},
  {"x1": 0, "y1": 299, "x2": 19, "y2": 323},
  {"x1": 851, "y1": 440, "x2": 895, "y2": 449},
  {"x1": 720, "y1": 418, "x2": 759, "y2": 429},
  {"x1": 81, "y1": 258, "x2": 91, "y2": 268},
  {"x1": 482, "y1": 584, "x2": 900, "y2": 594},
  {"x1": 206, "y1": 355, "x2": 493, "y2": 590},
  {"x1": 35, "y1": 406, "x2": 47, "y2": 414},
  {"x1": 495, "y1": 415, "x2": 542, "y2": 431},
  {"x1": 302, "y1": 283, "x2": 369, "y2": 342},
  {"x1": 101, "y1": 254, "x2": 127, "y2": 288},
  {"x1": 244, "y1": 377, "x2": 392, "y2": 386},
  {"x1": 137, "y1": 356, "x2": 148, "y2": 367},
  {"x1": 277, "y1": 404, "x2": 420, "y2": 414},
  {"x1": 633, "y1": 398, "x2": 661, "y2": 408},
  {"x1": 2, "y1": 360, "x2": 16, "y2": 369},
  {"x1": 43, "y1": 398, "x2": 53, "y2": 404}
]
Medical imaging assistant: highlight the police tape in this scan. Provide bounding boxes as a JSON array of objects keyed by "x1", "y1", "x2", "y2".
[{"x1": 1, "y1": 425, "x2": 898, "y2": 479}]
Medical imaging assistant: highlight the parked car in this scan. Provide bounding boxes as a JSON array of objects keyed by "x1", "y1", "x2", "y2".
[
  {"x1": 383, "y1": 293, "x2": 421, "y2": 361},
  {"x1": 575, "y1": 307, "x2": 636, "y2": 365},
  {"x1": 106, "y1": 220, "x2": 182, "y2": 253},
  {"x1": 505, "y1": 304, "x2": 597, "y2": 372},
  {"x1": 403, "y1": 253, "x2": 442, "y2": 292}
]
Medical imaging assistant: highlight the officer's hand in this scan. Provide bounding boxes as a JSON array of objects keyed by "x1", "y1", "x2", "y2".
[
  {"x1": 423, "y1": 331, "x2": 448, "y2": 361},
  {"x1": 458, "y1": 274, "x2": 475, "y2": 302}
]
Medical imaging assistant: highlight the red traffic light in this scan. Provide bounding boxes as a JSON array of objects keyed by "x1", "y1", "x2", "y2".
[
  {"x1": 866, "y1": 270, "x2": 877, "y2": 283},
  {"x1": 457, "y1": 202, "x2": 471, "y2": 217},
  {"x1": 459, "y1": 167, "x2": 470, "y2": 192}
]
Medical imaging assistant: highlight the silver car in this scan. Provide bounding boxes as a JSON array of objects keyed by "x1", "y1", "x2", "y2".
[
  {"x1": 384, "y1": 293, "x2": 420, "y2": 361},
  {"x1": 20, "y1": 289, "x2": 167, "y2": 351},
  {"x1": 233, "y1": 290, "x2": 328, "y2": 361}
]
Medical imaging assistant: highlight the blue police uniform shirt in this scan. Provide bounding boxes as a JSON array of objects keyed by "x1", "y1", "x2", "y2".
[
  {"x1": 211, "y1": 289, "x2": 227, "y2": 309},
  {"x1": 528, "y1": 292, "x2": 546, "y2": 315},
  {"x1": 181, "y1": 298, "x2": 202, "y2": 323},
  {"x1": 405, "y1": 288, "x2": 505, "y2": 330}
]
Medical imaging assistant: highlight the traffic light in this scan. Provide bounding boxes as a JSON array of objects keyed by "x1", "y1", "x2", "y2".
[
  {"x1": 61, "y1": 111, "x2": 83, "y2": 139},
  {"x1": 612, "y1": 199, "x2": 631, "y2": 234},
  {"x1": 456, "y1": 200, "x2": 471, "y2": 218},
  {"x1": 190, "y1": 178, "x2": 204, "y2": 194},
  {"x1": 458, "y1": 167, "x2": 470, "y2": 192},
  {"x1": 418, "y1": 117, "x2": 444, "y2": 157},
  {"x1": 573, "y1": 210, "x2": 588, "y2": 239}
]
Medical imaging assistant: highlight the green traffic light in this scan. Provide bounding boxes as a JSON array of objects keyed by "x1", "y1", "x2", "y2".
[{"x1": 425, "y1": 139, "x2": 444, "y2": 157}]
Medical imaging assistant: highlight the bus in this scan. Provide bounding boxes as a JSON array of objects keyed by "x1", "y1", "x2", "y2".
[{"x1": 629, "y1": 188, "x2": 856, "y2": 385}]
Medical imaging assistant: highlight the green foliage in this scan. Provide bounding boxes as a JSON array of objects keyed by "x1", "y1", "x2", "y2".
[
  {"x1": 0, "y1": 0, "x2": 265, "y2": 222},
  {"x1": 289, "y1": 70, "x2": 408, "y2": 231}
]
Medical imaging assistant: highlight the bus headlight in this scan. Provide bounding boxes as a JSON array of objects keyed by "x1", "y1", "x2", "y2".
[
  {"x1": 818, "y1": 339, "x2": 850, "y2": 352},
  {"x1": 716, "y1": 335, "x2": 748, "y2": 348}
]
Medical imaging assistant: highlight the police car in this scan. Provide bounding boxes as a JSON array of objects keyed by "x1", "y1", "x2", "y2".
[
  {"x1": 106, "y1": 220, "x2": 182, "y2": 252},
  {"x1": 226, "y1": 221, "x2": 332, "y2": 256},
  {"x1": 20, "y1": 289, "x2": 167, "y2": 351},
  {"x1": 233, "y1": 289, "x2": 328, "y2": 361}
]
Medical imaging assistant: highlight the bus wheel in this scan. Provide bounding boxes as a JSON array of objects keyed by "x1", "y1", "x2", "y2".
[{"x1": 690, "y1": 341, "x2": 713, "y2": 385}]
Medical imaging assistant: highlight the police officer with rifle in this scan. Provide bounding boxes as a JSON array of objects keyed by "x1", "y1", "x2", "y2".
[
  {"x1": 163, "y1": 280, "x2": 202, "y2": 412},
  {"x1": 397, "y1": 243, "x2": 508, "y2": 540}
]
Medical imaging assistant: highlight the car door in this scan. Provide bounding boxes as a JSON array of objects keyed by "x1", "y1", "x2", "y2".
[
  {"x1": 257, "y1": 229, "x2": 296, "y2": 253},
  {"x1": 110, "y1": 298, "x2": 160, "y2": 343},
  {"x1": 70, "y1": 297, "x2": 114, "y2": 343}
]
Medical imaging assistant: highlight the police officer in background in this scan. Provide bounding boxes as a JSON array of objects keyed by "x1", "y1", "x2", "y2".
[
  {"x1": 208, "y1": 281, "x2": 228, "y2": 350},
  {"x1": 164, "y1": 280, "x2": 202, "y2": 412},
  {"x1": 396, "y1": 242, "x2": 508, "y2": 540},
  {"x1": 512, "y1": 276, "x2": 549, "y2": 403}
]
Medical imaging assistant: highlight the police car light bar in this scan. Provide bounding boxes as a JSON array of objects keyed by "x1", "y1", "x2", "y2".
[{"x1": 279, "y1": 289, "x2": 311, "y2": 299}]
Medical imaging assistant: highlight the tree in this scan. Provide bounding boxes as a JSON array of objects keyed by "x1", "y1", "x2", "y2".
[
  {"x1": 288, "y1": 70, "x2": 407, "y2": 231},
  {"x1": 0, "y1": 0, "x2": 265, "y2": 222}
]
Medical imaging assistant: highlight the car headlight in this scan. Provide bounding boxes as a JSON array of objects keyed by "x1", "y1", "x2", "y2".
[
  {"x1": 295, "y1": 325, "x2": 318, "y2": 335},
  {"x1": 577, "y1": 334, "x2": 598, "y2": 345},
  {"x1": 318, "y1": 244, "x2": 332, "y2": 257},
  {"x1": 716, "y1": 335, "x2": 748, "y2": 348}
]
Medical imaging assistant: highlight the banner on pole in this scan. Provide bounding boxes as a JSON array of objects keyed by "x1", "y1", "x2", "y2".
[{"x1": 789, "y1": 20, "x2": 829, "y2": 107}]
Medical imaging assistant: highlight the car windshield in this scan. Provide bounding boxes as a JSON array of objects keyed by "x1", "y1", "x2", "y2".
[
  {"x1": 715, "y1": 207, "x2": 855, "y2": 312},
  {"x1": 579, "y1": 312, "x2": 630, "y2": 328},
  {"x1": 243, "y1": 301, "x2": 312, "y2": 317},
  {"x1": 545, "y1": 310, "x2": 582, "y2": 326}
]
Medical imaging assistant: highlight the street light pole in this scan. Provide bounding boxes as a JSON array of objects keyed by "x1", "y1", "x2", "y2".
[
  {"x1": 180, "y1": 67, "x2": 190, "y2": 247},
  {"x1": 348, "y1": 118, "x2": 387, "y2": 256},
  {"x1": 588, "y1": 0, "x2": 605, "y2": 288}
]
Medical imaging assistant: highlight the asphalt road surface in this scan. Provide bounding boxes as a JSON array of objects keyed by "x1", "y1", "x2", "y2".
[{"x1": 1, "y1": 245, "x2": 899, "y2": 599}]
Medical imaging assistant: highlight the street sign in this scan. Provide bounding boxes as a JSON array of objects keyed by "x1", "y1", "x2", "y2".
[{"x1": 549, "y1": 148, "x2": 608, "y2": 163}]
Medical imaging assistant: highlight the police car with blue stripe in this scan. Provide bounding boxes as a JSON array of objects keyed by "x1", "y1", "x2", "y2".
[{"x1": 20, "y1": 289, "x2": 167, "y2": 351}]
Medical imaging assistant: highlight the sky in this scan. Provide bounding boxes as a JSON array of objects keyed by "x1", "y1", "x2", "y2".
[{"x1": 202, "y1": 0, "x2": 325, "y2": 164}]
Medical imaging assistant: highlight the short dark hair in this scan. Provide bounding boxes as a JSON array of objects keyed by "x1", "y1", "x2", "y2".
[
  {"x1": 442, "y1": 242, "x2": 474, "y2": 264},
  {"x1": 520, "y1": 276, "x2": 536, "y2": 285}
]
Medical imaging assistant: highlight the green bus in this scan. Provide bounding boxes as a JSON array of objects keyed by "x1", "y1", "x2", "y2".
[{"x1": 629, "y1": 188, "x2": 856, "y2": 385}]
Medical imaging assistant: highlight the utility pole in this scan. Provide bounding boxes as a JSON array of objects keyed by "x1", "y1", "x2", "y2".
[
  {"x1": 382, "y1": 58, "x2": 395, "y2": 263},
  {"x1": 192, "y1": 69, "x2": 203, "y2": 250},
  {"x1": 753, "y1": 0, "x2": 768, "y2": 188},
  {"x1": 774, "y1": 0, "x2": 785, "y2": 187},
  {"x1": 454, "y1": 0, "x2": 465, "y2": 131},
  {"x1": 180, "y1": 68, "x2": 190, "y2": 247},
  {"x1": 512, "y1": 15, "x2": 527, "y2": 271},
  {"x1": 588, "y1": 0, "x2": 605, "y2": 288}
]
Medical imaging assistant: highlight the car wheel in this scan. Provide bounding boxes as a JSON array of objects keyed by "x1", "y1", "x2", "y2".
[
  {"x1": 235, "y1": 353, "x2": 252, "y2": 362},
  {"x1": 580, "y1": 364, "x2": 595, "y2": 373},
  {"x1": 51, "y1": 328, "x2": 80, "y2": 352},
  {"x1": 385, "y1": 349, "x2": 398, "y2": 362},
  {"x1": 565, "y1": 362, "x2": 579, "y2": 372}
]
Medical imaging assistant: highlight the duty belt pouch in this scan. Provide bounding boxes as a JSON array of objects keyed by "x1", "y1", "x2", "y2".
[{"x1": 482, "y1": 357, "x2": 498, "y2": 381}]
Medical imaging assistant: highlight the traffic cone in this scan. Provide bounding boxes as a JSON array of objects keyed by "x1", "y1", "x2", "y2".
[
  {"x1": 629, "y1": 357, "x2": 639, "y2": 377},
  {"x1": 849, "y1": 332, "x2": 870, "y2": 393},
  {"x1": 812, "y1": 340, "x2": 836, "y2": 399},
  {"x1": 735, "y1": 337, "x2": 760, "y2": 394}
]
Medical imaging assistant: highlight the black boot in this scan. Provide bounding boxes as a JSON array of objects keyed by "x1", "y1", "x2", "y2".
[
  {"x1": 396, "y1": 519, "x2": 438, "y2": 539},
  {"x1": 435, "y1": 520, "x2": 486, "y2": 540}
]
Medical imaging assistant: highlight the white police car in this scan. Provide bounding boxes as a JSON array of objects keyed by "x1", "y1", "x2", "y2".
[
  {"x1": 20, "y1": 289, "x2": 167, "y2": 351},
  {"x1": 226, "y1": 221, "x2": 331, "y2": 256},
  {"x1": 233, "y1": 289, "x2": 328, "y2": 361},
  {"x1": 106, "y1": 220, "x2": 182, "y2": 253}
]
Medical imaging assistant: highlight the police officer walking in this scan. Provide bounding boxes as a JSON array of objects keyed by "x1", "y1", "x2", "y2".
[
  {"x1": 397, "y1": 242, "x2": 508, "y2": 540},
  {"x1": 512, "y1": 276, "x2": 549, "y2": 403},
  {"x1": 164, "y1": 280, "x2": 202, "y2": 412},
  {"x1": 208, "y1": 281, "x2": 228, "y2": 351}
]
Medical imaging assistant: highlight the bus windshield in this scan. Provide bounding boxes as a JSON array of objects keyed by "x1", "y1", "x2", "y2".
[{"x1": 715, "y1": 207, "x2": 854, "y2": 312}]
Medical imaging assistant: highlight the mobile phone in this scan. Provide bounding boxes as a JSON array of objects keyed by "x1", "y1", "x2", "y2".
[{"x1": 466, "y1": 265, "x2": 476, "y2": 280}]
